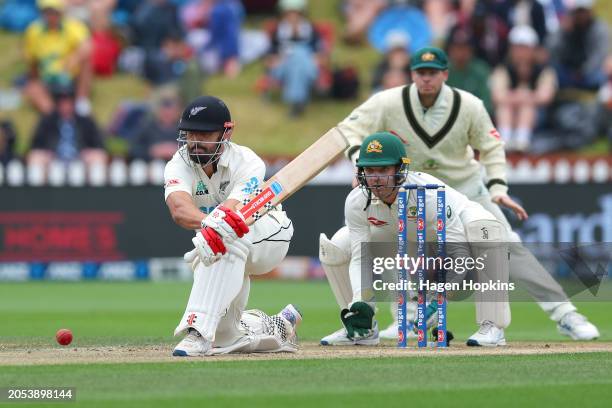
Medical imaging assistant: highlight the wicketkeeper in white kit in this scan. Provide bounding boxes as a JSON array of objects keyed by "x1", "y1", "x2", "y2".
[
  {"x1": 164, "y1": 95, "x2": 301, "y2": 357},
  {"x1": 320, "y1": 132, "x2": 512, "y2": 346},
  {"x1": 325, "y1": 46, "x2": 598, "y2": 341}
]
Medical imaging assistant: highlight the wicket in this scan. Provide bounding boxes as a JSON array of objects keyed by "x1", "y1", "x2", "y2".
[{"x1": 397, "y1": 183, "x2": 447, "y2": 348}]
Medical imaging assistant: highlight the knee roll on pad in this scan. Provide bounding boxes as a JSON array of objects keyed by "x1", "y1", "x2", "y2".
[{"x1": 319, "y1": 233, "x2": 350, "y2": 265}]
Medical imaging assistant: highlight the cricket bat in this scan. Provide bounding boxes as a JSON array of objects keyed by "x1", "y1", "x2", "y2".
[{"x1": 238, "y1": 127, "x2": 349, "y2": 224}]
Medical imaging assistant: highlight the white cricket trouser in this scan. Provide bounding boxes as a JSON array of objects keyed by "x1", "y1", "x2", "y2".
[
  {"x1": 175, "y1": 210, "x2": 294, "y2": 344},
  {"x1": 324, "y1": 200, "x2": 512, "y2": 328},
  {"x1": 456, "y1": 176, "x2": 576, "y2": 321}
]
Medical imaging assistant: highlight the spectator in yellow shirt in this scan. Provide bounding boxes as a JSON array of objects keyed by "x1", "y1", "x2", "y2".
[{"x1": 23, "y1": 0, "x2": 93, "y2": 115}]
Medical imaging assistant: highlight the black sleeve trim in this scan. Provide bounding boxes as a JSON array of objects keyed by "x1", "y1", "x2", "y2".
[
  {"x1": 486, "y1": 179, "x2": 508, "y2": 189},
  {"x1": 347, "y1": 145, "x2": 360, "y2": 161}
]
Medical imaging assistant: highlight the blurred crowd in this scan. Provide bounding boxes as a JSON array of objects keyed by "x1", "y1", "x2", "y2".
[{"x1": 0, "y1": 0, "x2": 610, "y2": 184}]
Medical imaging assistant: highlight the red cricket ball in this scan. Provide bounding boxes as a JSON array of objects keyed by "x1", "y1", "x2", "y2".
[{"x1": 56, "y1": 329, "x2": 73, "y2": 346}]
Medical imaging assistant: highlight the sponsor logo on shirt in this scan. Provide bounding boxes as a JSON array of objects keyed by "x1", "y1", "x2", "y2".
[
  {"x1": 165, "y1": 178, "x2": 181, "y2": 188},
  {"x1": 195, "y1": 181, "x2": 209, "y2": 196},
  {"x1": 490, "y1": 128, "x2": 501, "y2": 140},
  {"x1": 367, "y1": 217, "x2": 388, "y2": 226},
  {"x1": 241, "y1": 177, "x2": 260, "y2": 194}
]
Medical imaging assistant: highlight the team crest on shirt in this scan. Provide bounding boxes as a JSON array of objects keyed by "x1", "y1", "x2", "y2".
[
  {"x1": 219, "y1": 181, "x2": 230, "y2": 194},
  {"x1": 366, "y1": 140, "x2": 383, "y2": 153},
  {"x1": 422, "y1": 52, "x2": 436, "y2": 62},
  {"x1": 407, "y1": 206, "x2": 417, "y2": 220},
  {"x1": 196, "y1": 181, "x2": 209, "y2": 196}
]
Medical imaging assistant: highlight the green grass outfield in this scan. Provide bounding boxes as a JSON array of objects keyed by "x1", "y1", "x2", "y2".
[{"x1": 1, "y1": 280, "x2": 612, "y2": 407}]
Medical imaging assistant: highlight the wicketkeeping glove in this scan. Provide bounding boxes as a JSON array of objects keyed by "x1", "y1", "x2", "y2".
[
  {"x1": 202, "y1": 205, "x2": 249, "y2": 243},
  {"x1": 340, "y1": 301, "x2": 375, "y2": 340}
]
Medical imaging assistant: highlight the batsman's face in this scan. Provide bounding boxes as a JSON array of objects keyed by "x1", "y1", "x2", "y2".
[
  {"x1": 411, "y1": 68, "x2": 448, "y2": 96},
  {"x1": 363, "y1": 166, "x2": 399, "y2": 203},
  {"x1": 186, "y1": 130, "x2": 224, "y2": 159}
]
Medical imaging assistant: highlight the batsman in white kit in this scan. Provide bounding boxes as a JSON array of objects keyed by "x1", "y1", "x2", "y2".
[
  {"x1": 320, "y1": 132, "x2": 511, "y2": 347},
  {"x1": 163, "y1": 95, "x2": 301, "y2": 357}
]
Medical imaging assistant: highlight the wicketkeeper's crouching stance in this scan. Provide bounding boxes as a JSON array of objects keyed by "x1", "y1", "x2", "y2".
[
  {"x1": 320, "y1": 132, "x2": 511, "y2": 347},
  {"x1": 164, "y1": 95, "x2": 301, "y2": 356}
]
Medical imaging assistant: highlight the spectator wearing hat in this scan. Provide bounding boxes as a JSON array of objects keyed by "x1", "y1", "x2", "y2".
[
  {"x1": 491, "y1": 25, "x2": 557, "y2": 152},
  {"x1": 130, "y1": 87, "x2": 182, "y2": 161},
  {"x1": 27, "y1": 84, "x2": 107, "y2": 167},
  {"x1": 266, "y1": 0, "x2": 326, "y2": 117},
  {"x1": 547, "y1": 0, "x2": 609, "y2": 90},
  {"x1": 371, "y1": 31, "x2": 411, "y2": 92},
  {"x1": 23, "y1": 0, "x2": 93, "y2": 115},
  {"x1": 445, "y1": 27, "x2": 492, "y2": 114}
]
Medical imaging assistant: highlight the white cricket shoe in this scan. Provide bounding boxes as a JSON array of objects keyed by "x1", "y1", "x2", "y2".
[
  {"x1": 379, "y1": 322, "x2": 417, "y2": 340},
  {"x1": 274, "y1": 304, "x2": 302, "y2": 352},
  {"x1": 467, "y1": 321, "x2": 506, "y2": 347},
  {"x1": 173, "y1": 328, "x2": 212, "y2": 356},
  {"x1": 278, "y1": 304, "x2": 302, "y2": 331},
  {"x1": 320, "y1": 321, "x2": 379, "y2": 346},
  {"x1": 557, "y1": 312, "x2": 600, "y2": 341}
]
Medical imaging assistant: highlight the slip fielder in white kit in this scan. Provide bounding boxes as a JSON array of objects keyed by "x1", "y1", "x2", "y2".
[
  {"x1": 331, "y1": 46, "x2": 599, "y2": 341},
  {"x1": 164, "y1": 95, "x2": 300, "y2": 357},
  {"x1": 320, "y1": 132, "x2": 511, "y2": 347}
]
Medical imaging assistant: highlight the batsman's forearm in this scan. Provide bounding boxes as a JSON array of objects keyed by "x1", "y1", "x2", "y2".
[
  {"x1": 171, "y1": 207, "x2": 204, "y2": 230},
  {"x1": 166, "y1": 192, "x2": 205, "y2": 230}
]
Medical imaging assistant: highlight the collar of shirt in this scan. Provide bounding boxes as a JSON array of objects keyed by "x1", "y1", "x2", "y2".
[
  {"x1": 409, "y1": 83, "x2": 453, "y2": 131},
  {"x1": 216, "y1": 142, "x2": 235, "y2": 169}
]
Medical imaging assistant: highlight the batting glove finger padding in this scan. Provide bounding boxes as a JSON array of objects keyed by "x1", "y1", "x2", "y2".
[
  {"x1": 201, "y1": 227, "x2": 226, "y2": 255},
  {"x1": 203, "y1": 205, "x2": 249, "y2": 242},
  {"x1": 192, "y1": 228, "x2": 226, "y2": 266}
]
